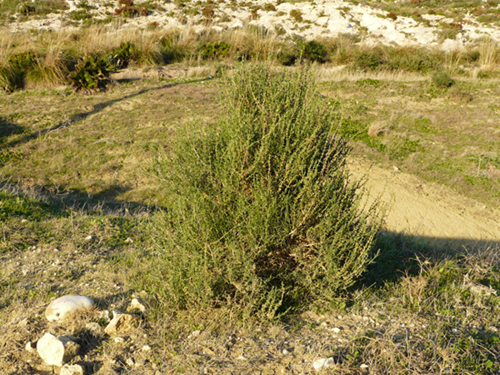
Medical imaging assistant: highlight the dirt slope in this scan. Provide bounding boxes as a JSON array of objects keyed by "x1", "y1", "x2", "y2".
[{"x1": 349, "y1": 157, "x2": 500, "y2": 245}]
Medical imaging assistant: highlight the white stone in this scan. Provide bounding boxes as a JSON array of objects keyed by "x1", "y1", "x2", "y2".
[
  {"x1": 25, "y1": 341, "x2": 36, "y2": 352},
  {"x1": 188, "y1": 330, "x2": 201, "y2": 339},
  {"x1": 128, "y1": 298, "x2": 146, "y2": 313},
  {"x1": 36, "y1": 333, "x2": 80, "y2": 366},
  {"x1": 126, "y1": 358, "x2": 135, "y2": 367},
  {"x1": 313, "y1": 357, "x2": 334, "y2": 370},
  {"x1": 45, "y1": 295, "x2": 94, "y2": 322},
  {"x1": 332, "y1": 327, "x2": 341, "y2": 333},
  {"x1": 142, "y1": 345, "x2": 151, "y2": 351},
  {"x1": 114, "y1": 337, "x2": 125, "y2": 343},
  {"x1": 360, "y1": 364, "x2": 369, "y2": 370},
  {"x1": 85, "y1": 322, "x2": 102, "y2": 336},
  {"x1": 84, "y1": 235, "x2": 93, "y2": 241},
  {"x1": 104, "y1": 311, "x2": 137, "y2": 335},
  {"x1": 60, "y1": 364, "x2": 85, "y2": 375}
]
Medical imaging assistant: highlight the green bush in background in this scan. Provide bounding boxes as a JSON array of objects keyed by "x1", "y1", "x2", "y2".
[{"x1": 149, "y1": 64, "x2": 383, "y2": 319}]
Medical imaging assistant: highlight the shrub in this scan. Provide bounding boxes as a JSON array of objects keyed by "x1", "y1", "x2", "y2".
[
  {"x1": 109, "y1": 41, "x2": 138, "y2": 68},
  {"x1": 199, "y1": 41, "x2": 231, "y2": 59},
  {"x1": 290, "y1": 9, "x2": 302, "y2": 22},
  {"x1": 355, "y1": 50, "x2": 384, "y2": 70},
  {"x1": 432, "y1": 71, "x2": 455, "y2": 88},
  {"x1": 303, "y1": 40, "x2": 326, "y2": 63},
  {"x1": 67, "y1": 54, "x2": 116, "y2": 92},
  {"x1": 150, "y1": 64, "x2": 382, "y2": 319},
  {"x1": 276, "y1": 46, "x2": 298, "y2": 66}
]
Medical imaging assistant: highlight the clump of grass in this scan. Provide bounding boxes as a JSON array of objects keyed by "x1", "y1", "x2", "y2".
[
  {"x1": 432, "y1": 71, "x2": 455, "y2": 88},
  {"x1": 0, "y1": 52, "x2": 37, "y2": 92},
  {"x1": 147, "y1": 64, "x2": 382, "y2": 319}
]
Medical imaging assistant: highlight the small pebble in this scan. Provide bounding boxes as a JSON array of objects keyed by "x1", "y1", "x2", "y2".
[
  {"x1": 313, "y1": 358, "x2": 334, "y2": 370},
  {"x1": 126, "y1": 358, "x2": 135, "y2": 367}
]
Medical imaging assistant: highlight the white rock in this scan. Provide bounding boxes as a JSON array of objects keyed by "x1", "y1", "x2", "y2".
[
  {"x1": 142, "y1": 345, "x2": 151, "y2": 352},
  {"x1": 25, "y1": 341, "x2": 36, "y2": 352},
  {"x1": 313, "y1": 357, "x2": 335, "y2": 370},
  {"x1": 104, "y1": 311, "x2": 137, "y2": 335},
  {"x1": 360, "y1": 364, "x2": 369, "y2": 370},
  {"x1": 114, "y1": 337, "x2": 125, "y2": 343},
  {"x1": 332, "y1": 327, "x2": 341, "y2": 333},
  {"x1": 60, "y1": 364, "x2": 85, "y2": 375},
  {"x1": 126, "y1": 358, "x2": 135, "y2": 367},
  {"x1": 45, "y1": 295, "x2": 94, "y2": 322},
  {"x1": 85, "y1": 322, "x2": 102, "y2": 336},
  {"x1": 188, "y1": 330, "x2": 201, "y2": 339},
  {"x1": 84, "y1": 235, "x2": 93, "y2": 241},
  {"x1": 36, "y1": 333, "x2": 80, "y2": 366},
  {"x1": 128, "y1": 298, "x2": 146, "y2": 313}
]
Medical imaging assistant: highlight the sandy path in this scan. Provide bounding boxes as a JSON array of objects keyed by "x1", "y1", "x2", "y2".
[{"x1": 348, "y1": 157, "x2": 500, "y2": 245}]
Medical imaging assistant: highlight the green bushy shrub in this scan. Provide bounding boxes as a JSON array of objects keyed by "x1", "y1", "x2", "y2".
[
  {"x1": 109, "y1": 41, "x2": 138, "y2": 68},
  {"x1": 303, "y1": 40, "x2": 326, "y2": 62},
  {"x1": 149, "y1": 64, "x2": 382, "y2": 319},
  {"x1": 355, "y1": 50, "x2": 384, "y2": 70},
  {"x1": 432, "y1": 71, "x2": 455, "y2": 88},
  {"x1": 67, "y1": 54, "x2": 116, "y2": 92}
]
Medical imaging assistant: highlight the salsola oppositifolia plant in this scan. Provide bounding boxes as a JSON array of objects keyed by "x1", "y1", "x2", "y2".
[{"x1": 150, "y1": 64, "x2": 383, "y2": 319}]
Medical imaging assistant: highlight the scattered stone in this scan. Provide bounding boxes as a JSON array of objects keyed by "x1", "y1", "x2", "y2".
[
  {"x1": 60, "y1": 364, "x2": 85, "y2": 375},
  {"x1": 282, "y1": 349, "x2": 290, "y2": 355},
  {"x1": 84, "y1": 235, "x2": 93, "y2": 241},
  {"x1": 125, "y1": 237, "x2": 134, "y2": 243},
  {"x1": 360, "y1": 364, "x2": 369, "y2": 370},
  {"x1": 142, "y1": 345, "x2": 151, "y2": 352},
  {"x1": 126, "y1": 358, "x2": 135, "y2": 367},
  {"x1": 36, "y1": 333, "x2": 80, "y2": 366},
  {"x1": 313, "y1": 357, "x2": 335, "y2": 370},
  {"x1": 188, "y1": 330, "x2": 201, "y2": 339},
  {"x1": 114, "y1": 337, "x2": 125, "y2": 343},
  {"x1": 128, "y1": 298, "x2": 146, "y2": 313},
  {"x1": 45, "y1": 295, "x2": 94, "y2": 322},
  {"x1": 85, "y1": 322, "x2": 102, "y2": 336},
  {"x1": 25, "y1": 341, "x2": 36, "y2": 352},
  {"x1": 237, "y1": 355, "x2": 247, "y2": 360},
  {"x1": 104, "y1": 311, "x2": 137, "y2": 335},
  {"x1": 332, "y1": 327, "x2": 341, "y2": 333}
]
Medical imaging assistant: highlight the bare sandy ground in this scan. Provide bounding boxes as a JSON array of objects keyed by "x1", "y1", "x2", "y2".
[{"x1": 349, "y1": 157, "x2": 500, "y2": 246}]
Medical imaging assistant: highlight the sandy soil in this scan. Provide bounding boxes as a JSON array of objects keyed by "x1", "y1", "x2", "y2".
[{"x1": 349, "y1": 156, "x2": 500, "y2": 246}]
